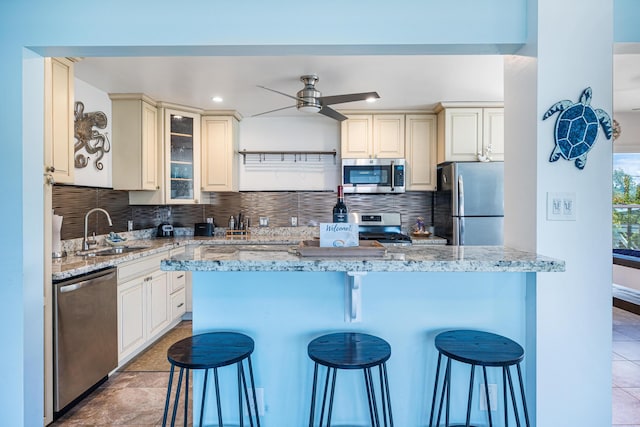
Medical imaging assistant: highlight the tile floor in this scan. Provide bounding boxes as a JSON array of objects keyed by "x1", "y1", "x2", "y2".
[
  {"x1": 613, "y1": 306, "x2": 640, "y2": 426},
  {"x1": 50, "y1": 309, "x2": 640, "y2": 426}
]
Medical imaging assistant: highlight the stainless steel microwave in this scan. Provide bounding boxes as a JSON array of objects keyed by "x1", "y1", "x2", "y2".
[{"x1": 341, "y1": 158, "x2": 406, "y2": 193}]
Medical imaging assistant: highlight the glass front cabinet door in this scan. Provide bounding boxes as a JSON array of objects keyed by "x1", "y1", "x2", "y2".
[{"x1": 164, "y1": 108, "x2": 201, "y2": 204}]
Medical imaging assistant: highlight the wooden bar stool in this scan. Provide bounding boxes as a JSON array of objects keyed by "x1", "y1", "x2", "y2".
[
  {"x1": 162, "y1": 332, "x2": 261, "y2": 427},
  {"x1": 307, "y1": 332, "x2": 394, "y2": 427},
  {"x1": 428, "y1": 330, "x2": 530, "y2": 427}
]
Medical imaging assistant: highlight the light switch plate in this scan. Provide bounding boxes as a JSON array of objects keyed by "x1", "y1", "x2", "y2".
[{"x1": 547, "y1": 192, "x2": 576, "y2": 221}]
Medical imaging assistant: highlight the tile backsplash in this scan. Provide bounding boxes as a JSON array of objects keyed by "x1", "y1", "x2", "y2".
[{"x1": 53, "y1": 185, "x2": 434, "y2": 240}]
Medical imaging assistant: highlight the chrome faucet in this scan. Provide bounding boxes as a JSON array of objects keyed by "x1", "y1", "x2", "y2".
[{"x1": 83, "y1": 208, "x2": 113, "y2": 251}]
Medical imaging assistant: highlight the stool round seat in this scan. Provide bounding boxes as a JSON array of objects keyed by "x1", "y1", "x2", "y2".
[
  {"x1": 308, "y1": 332, "x2": 391, "y2": 369},
  {"x1": 429, "y1": 330, "x2": 530, "y2": 427},
  {"x1": 167, "y1": 332, "x2": 254, "y2": 369},
  {"x1": 435, "y1": 329, "x2": 524, "y2": 367},
  {"x1": 307, "y1": 332, "x2": 394, "y2": 427},
  {"x1": 162, "y1": 331, "x2": 260, "y2": 427}
]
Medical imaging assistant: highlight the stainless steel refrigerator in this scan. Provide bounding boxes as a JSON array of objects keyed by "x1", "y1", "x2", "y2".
[{"x1": 434, "y1": 161, "x2": 504, "y2": 245}]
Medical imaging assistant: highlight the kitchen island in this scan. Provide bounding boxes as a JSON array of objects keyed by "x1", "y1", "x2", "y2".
[{"x1": 162, "y1": 244, "x2": 562, "y2": 427}]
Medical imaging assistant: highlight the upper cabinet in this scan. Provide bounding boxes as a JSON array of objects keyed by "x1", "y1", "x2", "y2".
[
  {"x1": 164, "y1": 107, "x2": 201, "y2": 204},
  {"x1": 341, "y1": 114, "x2": 405, "y2": 158},
  {"x1": 44, "y1": 57, "x2": 75, "y2": 184},
  {"x1": 110, "y1": 94, "x2": 242, "y2": 202},
  {"x1": 201, "y1": 114, "x2": 240, "y2": 192},
  {"x1": 435, "y1": 103, "x2": 504, "y2": 163},
  {"x1": 405, "y1": 114, "x2": 437, "y2": 191},
  {"x1": 341, "y1": 112, "x2": 436, "y2": 191},
  {"x1": 110, "y1": 94, "x2": 159, "y2": 191}
]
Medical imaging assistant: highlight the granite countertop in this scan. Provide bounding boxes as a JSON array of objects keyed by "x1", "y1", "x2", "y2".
[
  {"x1": 162, "y1": 244, "x2": 565, "y2": 273},
  {"x1": 52, "y1": 229, "x2": 448, "y2": 280}
]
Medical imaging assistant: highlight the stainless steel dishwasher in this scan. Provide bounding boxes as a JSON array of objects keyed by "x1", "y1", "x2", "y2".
[{"x1": 53, "y1": 267, "x2": 118, "y2": 414}]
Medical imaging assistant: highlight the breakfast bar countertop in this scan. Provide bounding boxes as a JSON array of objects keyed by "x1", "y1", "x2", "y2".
[{"x1": 162, "y1": 244, "x2": 565, "y2": 273}]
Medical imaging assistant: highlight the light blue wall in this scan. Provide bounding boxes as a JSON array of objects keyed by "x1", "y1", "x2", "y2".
[
  {"x1": 192, "y1": 271, "x2": 529, "y2": 427},
  {"x1": 1, "y1": 0, "x2": 639, "y2": 424}
]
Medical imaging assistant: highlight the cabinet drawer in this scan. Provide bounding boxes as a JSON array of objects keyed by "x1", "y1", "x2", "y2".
[
  {"x1": 170, "y1": 271, "x2": 186, "y2": 293},
  {"x1": 171, "y1": 288, "x2": 186, "y2": 320},
  {"x1": 117, "y1": 251, "x2": 167, "y2": 283}
]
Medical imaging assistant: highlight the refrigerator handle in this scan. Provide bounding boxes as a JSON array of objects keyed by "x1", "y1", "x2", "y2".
[
  {"x1": 459, "y1": 217, "x2": 465, "y2": 245},
  {"x1": 458, "y1": 173, "x2": 464, "y2": 216}
]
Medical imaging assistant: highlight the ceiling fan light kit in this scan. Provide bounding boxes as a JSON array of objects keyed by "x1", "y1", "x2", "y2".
[{"x1": 255, "y1": 73, "x2": 380, "y2": 121}]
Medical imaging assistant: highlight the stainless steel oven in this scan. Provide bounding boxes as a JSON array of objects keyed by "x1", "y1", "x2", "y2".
[
  {"x1": 341, "y1": 158, "x2": 405, "y2": 193},
  {"x1": 53, "y1": 267, "x2": 118, "y2": 415}
]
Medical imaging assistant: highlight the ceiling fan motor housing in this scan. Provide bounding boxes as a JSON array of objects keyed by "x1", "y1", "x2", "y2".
[{"x1": 297, "y1": 74, "x2": 322, "y2": 112}]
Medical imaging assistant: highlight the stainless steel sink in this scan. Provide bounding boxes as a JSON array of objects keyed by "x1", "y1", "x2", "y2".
[{"x1": 92, "y1": 246, "x2": 151, "y2": 256}]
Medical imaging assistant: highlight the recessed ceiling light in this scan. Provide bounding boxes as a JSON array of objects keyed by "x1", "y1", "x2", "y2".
[
  {"x1": 366, "y1": 97, "x2": 377, "y2": 103},
  {"x1": 212, "y1": 96, "x2": 223, "y2": 103}
]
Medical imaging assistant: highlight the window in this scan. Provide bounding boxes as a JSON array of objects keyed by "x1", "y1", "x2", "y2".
[{"x1": 613, "y1": 153, "x2": 640, "y2": 249}]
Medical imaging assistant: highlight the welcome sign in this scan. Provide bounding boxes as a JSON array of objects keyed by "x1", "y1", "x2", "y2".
[{"x1": 319, "y1": 223, "x2": 359, "y2": 248}]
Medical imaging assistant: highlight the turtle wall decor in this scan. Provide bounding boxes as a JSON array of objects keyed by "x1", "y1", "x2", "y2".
[
  {"x1": 74, "y1": 101, "x2": 110, "y2": 170},
  {"x1": 542, "y1": 87, "x2": 612, "y2": 170}
]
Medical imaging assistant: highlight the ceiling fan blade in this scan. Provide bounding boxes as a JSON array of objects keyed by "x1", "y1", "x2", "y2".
[
  {"x1": 257, "y1": 85, "x2": 301, "y2": 101},
  {"x1": 319, "y1": 91, "x2": 380, "y2": 106},
  {"x1": 318, "y1": 105, "x2": 348, "y2": 121},
  {"x1": 251, "y1": 105, "x2": 296, "y2": 118}
]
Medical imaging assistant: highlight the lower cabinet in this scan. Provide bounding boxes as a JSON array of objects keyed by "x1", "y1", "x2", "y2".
[{"x1": 117, "y1": 248, "x2": 188, "y2": 365}]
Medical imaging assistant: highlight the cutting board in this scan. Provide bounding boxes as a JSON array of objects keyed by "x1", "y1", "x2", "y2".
[{"x1": 297, "y1": 240, "x2": 387, "y2": 257}]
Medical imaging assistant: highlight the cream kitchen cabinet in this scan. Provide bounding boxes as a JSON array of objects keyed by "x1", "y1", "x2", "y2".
[
  {"x1": 44, "y1": 57, "x2": 75, "y2": 184},
  {"x1": 405, "y1": 114, "x2": 437, "y2": 191},
  {"x1": 117, "y1": 251, "x2": 174, "y2": 365},
  {"x1": 110, "y1": 94, "x2": 159, "y2": 191},
  {"x1": 341, "y1": 114, "x2": 405, "y2": 159},
  {"x1": 168, "y1": 246, "x2": 188, "y2": 320},
  {"x1": 164, "y1": 107, "x2": 202, "y2": 204},
  {"x1": 201, "y1": 114, "x2": 240, "y2": 192},
  {"x1": 436, "y1": 104, "x2": 504, "y2": 163}
]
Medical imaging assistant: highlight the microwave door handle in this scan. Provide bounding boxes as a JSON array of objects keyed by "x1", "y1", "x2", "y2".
[
  {"x1": 390, "y1": 160, "x2": 395, "y2": 191},
  {"x1": 458, "y1": 173, "x2": 464, "y2": 217}
]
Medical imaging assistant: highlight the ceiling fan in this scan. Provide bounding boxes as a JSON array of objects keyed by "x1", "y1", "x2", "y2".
[{"x1": 254, "y1": 74, "x2": 380, "y2": 121}]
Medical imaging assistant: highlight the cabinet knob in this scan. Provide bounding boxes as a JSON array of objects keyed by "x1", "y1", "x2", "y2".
[
  {"x1": 177, "y1": 302, "x2": 184, "y2": 308},
  {"x1": 46, "y1": 166, "x2": 56, "y2": 173}
]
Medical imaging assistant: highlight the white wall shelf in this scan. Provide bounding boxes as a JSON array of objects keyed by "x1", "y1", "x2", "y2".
[{"x1": 239, "y1": 149, "x2": 337, "y2": 165}]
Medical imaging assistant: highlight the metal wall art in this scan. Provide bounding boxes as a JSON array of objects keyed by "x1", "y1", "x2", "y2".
[
  {"x1": 74, "y1": 101, "x2": 110, "y2": 170},
  {"x1": 543, "y1": 87, "x2": 612, "y2": 170}
]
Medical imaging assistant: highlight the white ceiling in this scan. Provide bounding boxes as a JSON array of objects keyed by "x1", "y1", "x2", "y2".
[{"x1": 74, "y1": 54, "x2": 639, "y2": 118}]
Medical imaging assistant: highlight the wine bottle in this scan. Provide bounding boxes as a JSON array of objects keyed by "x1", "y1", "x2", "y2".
[{"x1": 332, "y1": 185, "x2": 348, "y2": 223}]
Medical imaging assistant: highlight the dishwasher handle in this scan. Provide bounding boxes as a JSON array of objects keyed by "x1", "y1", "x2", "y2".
[{"x1": 58, "y1": 269, "x2": 116, "y2": 293}]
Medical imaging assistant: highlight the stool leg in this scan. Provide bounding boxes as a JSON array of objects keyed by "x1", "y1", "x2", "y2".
[
  {"x1": 482, "y1": 366, "x2": 493, "y2": 427},
  {"x1": 429, "y1": 353, "x2": 443, "y2": 427},
  {"x1": 184, "y1": 367, "x2": 190, "y2": 427},
  {"x1": 436, "y1": 358, "x2": 451, "y2": 427},
  {"x1": 516, "y1": 363, "x2": 531, "y2": 427},
  {"x1": 364, "y1": 368, "x2": 376, "y2": 426},
  {"x1": 200, "y1": 369, "x2": 208, "y2": 427},
  {"x1": 237, "y1": 362, "x2": 244, "y2": 427},
  {"x1": 171, "y1": 367, "x2": 185, "y2": 427},
  {"x1": 214, "y1": 368, "x2": 223, "y2": 427},
  {"x1": 319, "y1": 366, "x2": 332, "y2": 426},
  {"x1": 326, "y1": 368, "x2": 338, "y2": 427},
  {"x1": 162, "y1": 364, "x2": 175, "y2": 427},
  {"x1": 247, "y1": 355, "x2": 261, "y2": 427},
  {"x1": 506, "y1": 366, "x2": 522, "y2": 427},
  {"x1": 503, "y1": 366, "x2": 508, "y2": 427},
  {"x1": 240, "y1": 358, "x2": 257, "y2": 427},
  {"x1": 309, "y1": 363, "x2": 319, "y2": 427},
  {"x1": 465, "y1": 363, "x2": 475, "y2": 427},
  {"x1": 381, "y1": 363, "x2": 394, "y2": 427},
  {"x1": 365, "y1": 367, "x2": 381, "y2": 426}
]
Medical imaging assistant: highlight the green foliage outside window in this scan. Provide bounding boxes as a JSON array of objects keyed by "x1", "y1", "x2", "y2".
[{"x1": 613, "y1": 168, "x2": 640, "y2": 249}]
